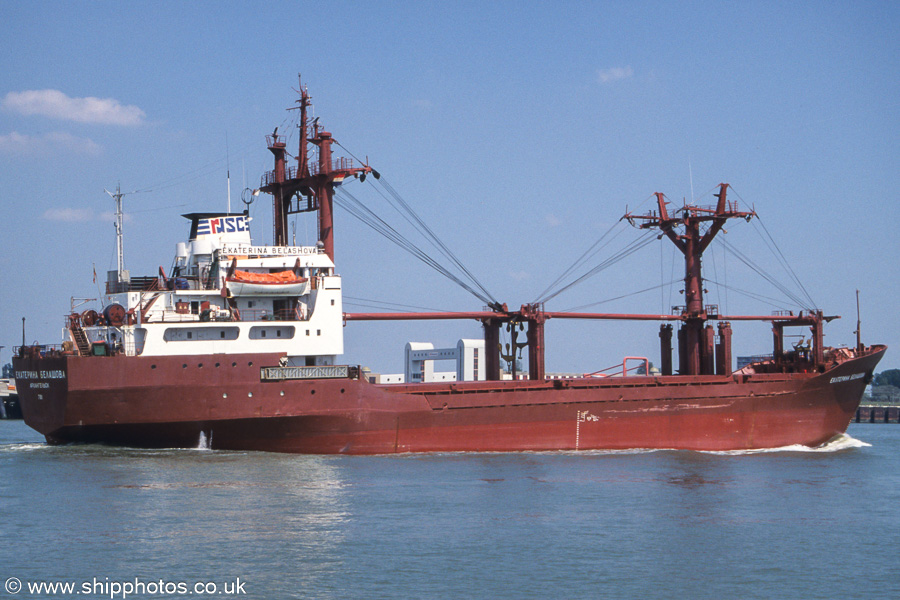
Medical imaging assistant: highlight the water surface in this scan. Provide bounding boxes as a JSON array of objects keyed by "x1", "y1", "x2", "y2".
[{"x1": 1, "y1": 421, "x2": 897, "y2": 599}]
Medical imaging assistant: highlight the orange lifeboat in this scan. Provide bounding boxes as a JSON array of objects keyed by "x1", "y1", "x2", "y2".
[{"x1": 225, "y1": 269, "x2": 310, "y2": 296}]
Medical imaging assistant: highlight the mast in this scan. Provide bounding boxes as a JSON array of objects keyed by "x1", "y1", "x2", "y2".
[
  {"x1": 259, "y1": 76, "x2": 373, "y2": 261},
  {"x1": 625, "y1": 184, "x2": 755, "y2": 375},
  {"x1": 105, "y1": 184, "x2": 127, "y2": 283}
]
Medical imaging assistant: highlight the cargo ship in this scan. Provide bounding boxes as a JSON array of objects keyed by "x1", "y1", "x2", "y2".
[{"x1": 12, "y1": 80, "x2": 885, "y2": 454}]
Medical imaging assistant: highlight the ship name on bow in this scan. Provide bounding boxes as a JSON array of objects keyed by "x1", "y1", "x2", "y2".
[{"x1": 829, "y1": 372, "x2": 865, "y2": 384}]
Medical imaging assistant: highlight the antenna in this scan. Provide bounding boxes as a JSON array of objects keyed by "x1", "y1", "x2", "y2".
[
  {"x1": 855, "y1": 289, "x2": 862, "y2": 352},
  {"x1": 104, "y1": 183, "x2": 128, "y2": 281},
  {"x1": 226, "y1": 133, "x2": 232, "y2": 213},
  {"x1": 689, "y1": 159, "x2": 694, "y2": 203},
  {"x1": 103, "y1": 184, "x2": 144, "y2": 287}
]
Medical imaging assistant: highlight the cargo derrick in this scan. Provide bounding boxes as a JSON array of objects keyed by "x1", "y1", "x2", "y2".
[
  {"x1": 621, "y1": 185, "x2": 744, "y2": 375},
  {"x1": 260, "y1": 78, "x2": 373, "y2": 261},
  {"x1": 623, "y1": 184, "x2": 830, "y2": 376},
  {"x1": 344, "y1": 182, "x2": 835, "y2": 380}
]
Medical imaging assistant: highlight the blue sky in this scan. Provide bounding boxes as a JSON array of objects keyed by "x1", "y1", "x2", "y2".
[{"x1": 1, "y1": 1, "x2": 897, "y2": 374}]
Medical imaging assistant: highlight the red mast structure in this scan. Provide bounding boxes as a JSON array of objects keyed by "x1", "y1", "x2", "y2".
[
  {"x1": 260, "y1": 75, "x2": 372, "y2": 261},
  {"x1": 624, "y1": 184, "x2": 754, "y2": 375}
]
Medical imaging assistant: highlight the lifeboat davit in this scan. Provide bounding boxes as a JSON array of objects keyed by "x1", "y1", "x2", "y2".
[{"x1": 225, "y1": 269, "x2": 310, "y2": 296}]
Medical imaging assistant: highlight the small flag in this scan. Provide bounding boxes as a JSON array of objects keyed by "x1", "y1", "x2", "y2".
[{"x1": 92, "y1": 265, "x2": 97, "y2": 284}]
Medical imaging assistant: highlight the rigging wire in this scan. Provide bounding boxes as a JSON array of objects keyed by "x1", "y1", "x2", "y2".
[
  {"x1": 708, "y1": 231, "x2": 723, "y2": 310},
  {"x1": 334, "y1": 186, "x2": 496, "y2": 306},
  {"x1": 559, "y1": 280, "x2": 681, "y2": 313},
  {"x1": 315, "y1": 135, "x2": 500, "y2": 308},
  {"x1": 533, "y1": 218, "x2": 626, "y2": 303},
  {"x1": 534, "y1": 191, "x2": 661, "y2": 304},
  {"x1": 753, "y1": 216, "x2": 817, "y2": 309},
  {"x1": 721, "y1": 241, "x2": 728, "y2": 315},
  {"x1": 715, "y1": 236, "x2": 815, "y2": 311},
  {"x1": 343, "y1": 295, "x2": 453, "y2": 313},
  {"x1": 375, "y1": 176, "x2": 498, "y2": 306},
  {"x1": 667, "y1": 237, "x2": 678, "y2": 314},
  {"x1": 660, "y1": 237, "x2": 665, "y2": 314},
  {"x1": 702, "y1": 278, "x2": 799, "y2": 313},
  {"x1": 728, "y1": 187, "x2": 817, "y2": 310},
  {"x1": 537, "y1": 229, "x2": 660, "y2": 304},
  {"x1": 343, "y1": 299, "x2": 435, "y2": 313}
]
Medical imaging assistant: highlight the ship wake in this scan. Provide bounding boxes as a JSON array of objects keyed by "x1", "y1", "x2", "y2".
[{"x1": 706, "y1": 433, "x2": 870, "y2": 455}]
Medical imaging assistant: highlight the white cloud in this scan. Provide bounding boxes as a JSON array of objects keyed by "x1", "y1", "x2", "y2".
[
  {"x1": 597, "y1": 66, "x2": 634, "y2": 84},
  {"x1": 2, "y1": 89, "x2": 146, "y2": 125},
  {"x1": 0, "y1": 131, "x2": 101, "y2": 155},
  {"x1": 43, "y1": 208, "x2": 132, "y2": 223},
  {"x1": 43, "y1": 208, "x2": 95, "y2": 222}
]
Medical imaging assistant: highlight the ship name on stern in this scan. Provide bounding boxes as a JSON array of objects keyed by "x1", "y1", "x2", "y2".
[{"x1": 15, "y1": 370, "x2": 66, "y2": 380}]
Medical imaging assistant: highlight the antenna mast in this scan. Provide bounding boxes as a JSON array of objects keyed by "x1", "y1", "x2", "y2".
[
  {"x1": 105, "y1": 183, "x2": 127, "y2": 281},
  {"x1": 226, "y1": 133, "x2": 232, "y2": 213}
]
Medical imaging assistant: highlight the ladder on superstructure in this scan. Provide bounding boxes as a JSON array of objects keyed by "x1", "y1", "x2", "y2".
[{"x1": 70, "y1": 325, "x2": 92, "y2": 356}]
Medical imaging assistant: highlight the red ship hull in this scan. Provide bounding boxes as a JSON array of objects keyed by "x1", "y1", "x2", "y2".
[{"x1": 12, "y1": 346, "x2": 885, "y2": 454}]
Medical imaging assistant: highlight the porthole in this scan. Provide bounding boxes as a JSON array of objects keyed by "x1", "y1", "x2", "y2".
[
  {"x1": 280, "y1": 391, "x2": 285, "y2": 397},
  {"x1": 311, "y1": 389, "x2": 316, "y2": 395},
  {"x1": 151, "y1": 365, "x2": 157, "y2": 370},
  {"x1": 182, "y1": 364, "x2": 187, "y2": 369},
  {"x1": 223, "y1": 393, "x2": 228, "y2": 399},
  {"x1": 248, "y1": 392, "x2": 253, "y2": 398}
]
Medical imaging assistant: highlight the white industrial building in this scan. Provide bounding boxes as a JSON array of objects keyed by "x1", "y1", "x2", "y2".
[{"x1": 405, "y1": 339, "x2": 486, "y2": 383}]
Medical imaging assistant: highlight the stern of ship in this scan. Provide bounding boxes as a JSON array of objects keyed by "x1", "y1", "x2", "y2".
[{"x1": 11, "y1": 347, "x2": 71, "y2": 443}]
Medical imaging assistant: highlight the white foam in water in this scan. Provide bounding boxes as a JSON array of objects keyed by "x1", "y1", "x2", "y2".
[
  {"x1": 0, "y1": 443, "x2": 48, "y2": 453},
  {"x1": 705, "y1": 433, "x2": 870, "y2": 456},
  {"x1": 196, "y1": 430, "x2": 213, "y2": 451}
]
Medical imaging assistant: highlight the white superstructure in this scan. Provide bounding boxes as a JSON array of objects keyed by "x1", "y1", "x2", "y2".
[{"x1": 68, "y1": 213, "x2": 343, "y2": 366}]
